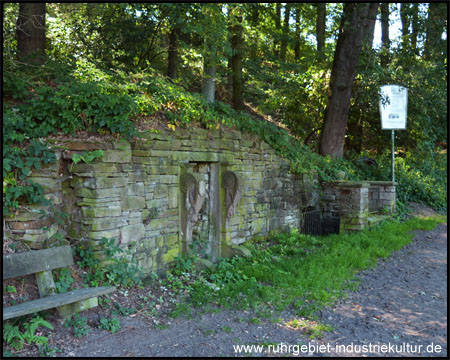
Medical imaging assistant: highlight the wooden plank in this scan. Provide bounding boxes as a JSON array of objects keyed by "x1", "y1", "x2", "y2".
[
  {"x1": 3, "y1": 246, "x2": 74, "y2": 279},
  {"x1": 35, "y1": 271, "x2": 57, "y2": 297},
  {"x1": 58, "y1": 297, "x2": 98, "y2": 319},
  {"x1": 3, "y1": 286, "x2": 115, "y2": 320}
]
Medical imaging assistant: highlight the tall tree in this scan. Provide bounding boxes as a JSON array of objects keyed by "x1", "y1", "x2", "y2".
[
  {"x1": 16, "y1": 3, "x2": 46, "y2": 64},
  {"x1": 424, "y1": 3, "x2": 447, "y2": 60},
  {"x1": 230, "y1": 6, "x2": 244, "y2": 110},
  {"x1": 280, "y1": 3, "x2": 291, "y2": 62},
  {"x1": 316, "y1": 3, "x2": 326, "y2": 55},
  {"x1": 410, "y1": 3, "x2": 419, "y2": 53},
  {"x1": 273, "y1": 3, "x2": 281, "y2": 58},
  {"x1": 400, "y1": 3, "x2": 410, "y2": 48},
  {"x1": 294, "y1": 5, "x2": 301, "y2": 61},
  {"x1": 380, "y1": 3, "x2": 390, "y2": 67},
  {"x1": 319, "y1": 3, "x2": 379, "y2": 158},
  {"x1": 167, "y1": 27, "x2": 178, "y2": 79}
]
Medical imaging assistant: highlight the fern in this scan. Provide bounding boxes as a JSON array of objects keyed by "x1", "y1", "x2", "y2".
[
  {"x1": 3, "y1": 316, "x2": 54, "y2": 351},
  {"x1": 3, "y1": 323, "x2": 25, "y2": 350}
]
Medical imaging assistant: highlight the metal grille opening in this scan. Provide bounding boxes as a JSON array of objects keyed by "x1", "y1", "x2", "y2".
[{"x1": 301, "y1": 210, "x2": 322, "y2": 236}]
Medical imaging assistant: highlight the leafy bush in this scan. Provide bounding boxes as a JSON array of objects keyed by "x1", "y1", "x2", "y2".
[
  {"x1": 75, "y1": 237, "x2": 143, "y2": 288},
  {"x1": 63, "y1": 314, "x2": 90, "y2": 338}
]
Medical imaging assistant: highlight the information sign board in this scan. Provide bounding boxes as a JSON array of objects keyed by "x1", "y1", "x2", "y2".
[{"x1": 379, "y1": 85, "x2": 408, "y2": 130}]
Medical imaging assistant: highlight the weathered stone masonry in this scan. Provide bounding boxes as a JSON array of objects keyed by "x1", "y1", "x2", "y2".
[
  {"x1": 5, "y1": 128, "x2": 310, "y2": 275},
  {"x1": 4, "y1": 128, "x2": 396, "y2": 276}
]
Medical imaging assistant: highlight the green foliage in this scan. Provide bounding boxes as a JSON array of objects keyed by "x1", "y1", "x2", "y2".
[
  {"x1": 99, "y1": 317, "x2": 121, "y2": 333},
  {"x1": 53, "y1": 268, "x2": 74, "y2": 293},
  {"x1": 72, "y1": 150, "x2": 104, "y2": 164},
  {"x1": 170, "y1": 215, "x2": 444, "y2": 316},
  {"x1": 63, "y1": 314, "x2": 90, "y2": 338},
  {"x1": 75, "y1": 237, "x2": 143, "y2": 288},
  {"x1": 3, "y1": 316, "x2": 54, "y2": 351},
  {"x1": 4, "y1": 285, "x2": 17, "y2": 294},
  {"x1": 111, "y1": 302, "x2": 137, "y2": 316}
]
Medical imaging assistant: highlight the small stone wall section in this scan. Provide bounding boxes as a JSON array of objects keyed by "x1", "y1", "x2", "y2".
[{"x1": 321, "y1": 180, "x2": 396, "y2": 233}]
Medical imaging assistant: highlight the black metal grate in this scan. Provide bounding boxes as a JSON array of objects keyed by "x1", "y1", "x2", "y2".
[{"x1": 301, "y1": 210, "x2": 322, "y2": 236}]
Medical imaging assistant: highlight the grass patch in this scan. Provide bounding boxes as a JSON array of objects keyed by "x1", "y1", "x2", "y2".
[{"x1": 184, "y1": 215, "x2": 445, "y2": 317}]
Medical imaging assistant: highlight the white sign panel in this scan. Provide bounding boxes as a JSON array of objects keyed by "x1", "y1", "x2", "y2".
[{"x1": 379, "y1": 85, "x2": 408, "y2": 130}]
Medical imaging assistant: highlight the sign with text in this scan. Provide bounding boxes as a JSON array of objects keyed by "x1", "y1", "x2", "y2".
[{"x1": 379, "y1": 85, "x2": 408, "y2": 130}]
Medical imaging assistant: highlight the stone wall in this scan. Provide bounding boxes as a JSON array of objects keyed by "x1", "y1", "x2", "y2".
[
  {"x1": 5, "y1": 128, "x2": 310, "y2": 275},
  {"x1": 320, "y1": 180, "x2": 396, "y2": 233}
]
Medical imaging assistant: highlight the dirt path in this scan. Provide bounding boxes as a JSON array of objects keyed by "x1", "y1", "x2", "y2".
[{"x1": 63, "y1": 221, "x2": 447, "y2": 357}]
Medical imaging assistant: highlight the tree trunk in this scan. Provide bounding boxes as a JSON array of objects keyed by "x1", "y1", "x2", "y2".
[
  {"x1": 227, "y1": 57, "x2": 233, "y2": 95},
  {"x1": 316, "y1": 3, "x2": 326, "y2": 55},
  {"x1": 202, "y1": 60, "x2": 216, "y2": 103},
  {"x1": 319, "y1": 3, "x2": 379, "y2": 158},
  {"x1": 380, "y1": 3, "x2": 390, "y2": 67},
  {"x1": 294, "y1": 6, "x2": 301, "y2": 61},
  {"x1": 167, "y1": 27, "x2": 178, "y2": 79},
  {"x1": 280, "y1": 4, "x2": 291, "y2": 62},
  {"x1": 411, "y1": 3, "x2": 419, "y2": 53},
  {"x1": 400, "y1": 3, "x2": 410, "y2": 48},
  {"x1": 424, "y1": 3, "x2": 446, "y2": 60},
  {"x1": 16, "y1": 3, "x2": 46, "y2": 64},
  {"x1": 273, "y1": 3, "x2": 281, "y2": 59},
  {"x1": 231, "y1": 13, "x2": 244, "y2": 110},
  {"x1": 249, "y1": 4, "x2": 259, "y2": 60}
]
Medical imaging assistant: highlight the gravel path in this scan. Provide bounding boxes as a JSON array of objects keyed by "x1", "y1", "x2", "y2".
[{"x1": 65, "y1": 221, "x2": 447, "y2": 357}]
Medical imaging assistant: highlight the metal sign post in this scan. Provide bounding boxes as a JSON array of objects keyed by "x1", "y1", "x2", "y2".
[
  {"x1": 391, "y1": 130, "x2": 395, "y2": 183},
  {"x1": 379, "y1": 85, "x2": 408, "y2": 183}
]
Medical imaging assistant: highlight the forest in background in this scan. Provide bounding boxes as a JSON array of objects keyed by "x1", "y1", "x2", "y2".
[{"x1": 2, "y1": 3, "x2": 447, "y2": 215}]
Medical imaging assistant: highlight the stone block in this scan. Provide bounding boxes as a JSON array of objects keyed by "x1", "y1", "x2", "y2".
[
  {"x1": 121, "y1": 196, "x2": 146, "y2": 210},
  {"x1": 165, "y1": 234, "x2": 179, "y2": 247},
  {"x1": 83, "y1": 218, "x2": 127, "y2": 231},
  {"x1": 74, "y1": 187, "x2": 123, "y2": 199},
  {"x1": 120, "y1": 223, "x2": 145, "y2": 244},
  {"x1": 122, "y1": 182, "x2": 145, "y2": 197},
  {"x1": 154, "y1": 184, "x2": 168, "y2": 199},
  {"x1": 87, "y1": 229, "x2": 120, "y2": 240},
  {"x1": 82, "y1": 176, "x2": 128, "y2": 189},
  {"x1": 70, "y1": 163, "x2": 118, "y2": 173},
  {"x1": 168, "y1": 186, "x2": 178, "y2": 209},
  {"x1": 81, "y1": 206, "x2": 121, "y2": 218},
  {"x1": 102, "y1": 149, "x2": 132, "y2": 163}
]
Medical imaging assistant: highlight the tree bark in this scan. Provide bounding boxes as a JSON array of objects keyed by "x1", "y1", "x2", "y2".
[
  {"x1": 231, "y1": 13, "x2": 244, "y2": 110},
  {"x1": 400, "y1": 3, "x2": 410, "y2": 48},
  {"x1": 294, "y1": 6, "x2": 301, "y2": 61},
  {"x1": 319, "y1": 3, "x2": 379, "y2": 158},
  {"x1": 202, "y1": 60, "x2": 216, "y2": 103},
  {"x1": 316, "y1": 3, "x2": 326, "y2": 55},
  {"x1": 424, "y1": 3, "x2": 446, "y2": 60},
  {"x1": 16, "y1": 3, "x2": 46, "y2": 64},
  {"x1": 411, "y1": 3, "x2": 419, "y2": 53},
  {"x1": 280, "y1": 4, "x2": 291, "y2": 62},
  {"x1": 380, "y1": 3, "x2": 390, "y2": 67},
  {"x1": 273, "y1": 3, "x2": 281, "y2": 59},
  {"x1": 167, "y1": 27, "x2": 178, "y2": 79}
]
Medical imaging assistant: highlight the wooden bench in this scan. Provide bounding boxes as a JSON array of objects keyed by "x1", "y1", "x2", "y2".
[{"x1": 3, "y1": 245, "x2": 115, "y2": 320}]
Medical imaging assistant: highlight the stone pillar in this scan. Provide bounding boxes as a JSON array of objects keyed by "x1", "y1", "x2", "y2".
[
  {"x1": 368, "y1": 181, "x2": 396, "y2": 213},
  {"x1": 337, "y1": 182, "x2": 370, "y2": 232}
]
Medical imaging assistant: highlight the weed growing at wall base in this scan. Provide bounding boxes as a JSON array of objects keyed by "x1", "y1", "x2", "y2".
[{"x1": 175, "y1": 215, "x2": 445, "y2": 316}]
